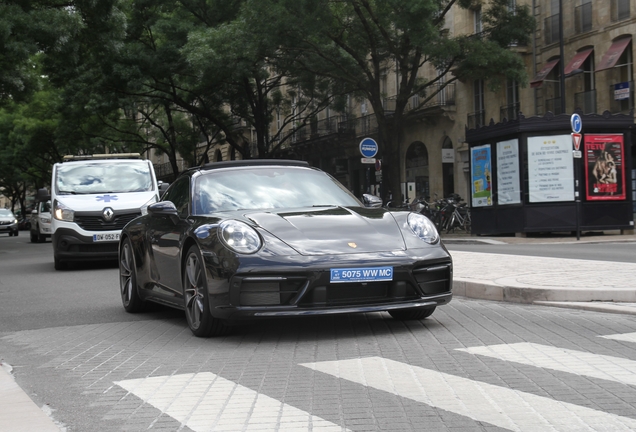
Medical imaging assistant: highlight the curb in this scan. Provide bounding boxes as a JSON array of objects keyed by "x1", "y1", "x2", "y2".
[
  {"x1": 453, "y1": 279, "x2": 636, "y2": 315},
  {"x1": 0, "y1": 363, "x2": 62, "y2": 432}
]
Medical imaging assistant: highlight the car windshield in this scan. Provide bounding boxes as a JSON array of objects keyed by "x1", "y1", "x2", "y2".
[
  {"x1": 56, "y1": 161, "x2": 153, "y2": 194},
  {"x1": 0, "y1": 209, "x2": 14, "y2": 217},
  {"x1": 193, "y1": 166, "x2": 361, "y2": 214}
]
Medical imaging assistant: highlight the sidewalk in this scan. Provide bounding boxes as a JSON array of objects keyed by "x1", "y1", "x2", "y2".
[{"x1": 443, "y1": 230, "x2": 636, "y2": 315}]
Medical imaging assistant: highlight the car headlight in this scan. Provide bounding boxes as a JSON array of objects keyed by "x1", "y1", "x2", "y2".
[
  {"x1": 140, "y1": 196, "x2": 158, "y2": 215},
  {"x1": 53, "y1": 200, "x2": 74, "y2": 222},
  {"x1": 218, "y1": 220, "x2": 262, "y2": 254},
  {"x1": 407, "y1": 212, "x2": 439, "y2": 244}
]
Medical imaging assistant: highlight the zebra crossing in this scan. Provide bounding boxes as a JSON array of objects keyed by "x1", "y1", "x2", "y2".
[{"x1": 115, "y1": 332, "x2": 636, "y2": 431}]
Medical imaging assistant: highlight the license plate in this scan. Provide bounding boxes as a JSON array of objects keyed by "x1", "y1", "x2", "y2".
[
  {"x1": 93, "y1": 233, "x2": 120, "y2": 242},
  {"x1": 330, "y1": 266, "x2": 393, "y2": 283}
]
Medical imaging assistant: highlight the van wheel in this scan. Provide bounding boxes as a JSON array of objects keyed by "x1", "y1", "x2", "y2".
[
  {"x1": 37, "y1": 231, "x2": 45, "y2": 243},
  {"x1": 54, "y1": 256, "x2": 66, "y2": 271},
  {"x1": 30, "y1": 229, "x2": 38, "y2": 243}
]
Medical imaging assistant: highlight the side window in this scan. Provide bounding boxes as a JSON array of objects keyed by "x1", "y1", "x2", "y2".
[{"x1": 162, "y1": 177, "x2": 190, "y2": 217}]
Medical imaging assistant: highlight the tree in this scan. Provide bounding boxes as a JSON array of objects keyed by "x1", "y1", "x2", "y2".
[{"x1": 267, "y1": 0, "x2": 535, "y2": 202}]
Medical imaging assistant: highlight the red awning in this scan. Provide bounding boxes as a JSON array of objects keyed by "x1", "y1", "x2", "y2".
[
  {"x1": 564, "y1": 48, "x2": 593, "y2": 76},
  {"x1": 596, "y1": 36, "x2": 632, "y2": 72},
  {"x1": 530, "y1": 59, "x2": 560, "y2": 88}
]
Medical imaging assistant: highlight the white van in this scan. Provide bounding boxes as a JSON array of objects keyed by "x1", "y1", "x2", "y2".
[{"x1": 41, "y1": 154, "x2": 164, "y2": 270}]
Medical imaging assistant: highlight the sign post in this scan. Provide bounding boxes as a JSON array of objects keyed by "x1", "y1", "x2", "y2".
[
  {"x1": 360, "y1": 138, "x2": 379, "y2": 196},
  {"x1": 571, "y1": 114, "x2": 582, "y2": 240}
]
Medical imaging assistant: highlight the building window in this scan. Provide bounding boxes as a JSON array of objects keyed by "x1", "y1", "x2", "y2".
[
  {"x1": 474, "y1": 7, "x2": 482, "y2": 34},
  {"x1": 574, "y1": 52, "x2": 596, "y2": 114},
  {"x1": 501, "y1": 80, "x2": 520, "y2": 121},
  {"x1": 609, "y1": 41, "x2": 634, "y2": 114},
  {"x1": 544, "y1": 60, "x2": 562, "y2": 115},
  {"x1": 468, "y1": 80, "x2": 485, "y2": 129},
  {"x1": 575, "y1": 0, "x2": 593, "y2": 34},
  {"x1": 611, "y1": 0, "x2": 630, "y2": 22}
]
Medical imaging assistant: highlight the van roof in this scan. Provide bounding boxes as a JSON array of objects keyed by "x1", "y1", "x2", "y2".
[{"x1": 62, "y1": 153, "x2": 142, "y2": 162}]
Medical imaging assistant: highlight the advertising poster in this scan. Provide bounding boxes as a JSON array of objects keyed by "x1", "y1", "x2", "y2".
[
  {"x1": 527, "y1": 135, "x2": 574, "y2": 203},
  {"x1": 496, "y1": 139, "x2": 521, "y2": 205},
  {"x1": 584, "y1": 134, "x2": 626, "y2": 200},
  {"x1": 471, "y1": 144, "x2": 492, "y2": 207}
]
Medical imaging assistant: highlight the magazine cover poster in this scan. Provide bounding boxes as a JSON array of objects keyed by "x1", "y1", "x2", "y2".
[
  {"x1": 584, "y1": 134, "x2": 626, "y2": 201},
  {"x1": 471, "y1": 144, "x2": 492, "y2": 207}
]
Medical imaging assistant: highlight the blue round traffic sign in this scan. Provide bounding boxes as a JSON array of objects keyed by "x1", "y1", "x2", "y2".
[
  {"x1": 570, "y1": 113, "x2": 582, "y2": 134},
  {"x1": 359, "y1": 138, "x2": 378, "y2": 158}
]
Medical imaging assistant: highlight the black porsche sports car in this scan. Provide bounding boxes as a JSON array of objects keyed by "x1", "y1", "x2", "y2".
[{"x1": 119, "y1": 160, "x2": 452, "y2": 337}]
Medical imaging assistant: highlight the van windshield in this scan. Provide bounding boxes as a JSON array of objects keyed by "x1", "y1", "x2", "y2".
[{"x1": 56, "y1": 161, "x2": 153, "y2": 194}]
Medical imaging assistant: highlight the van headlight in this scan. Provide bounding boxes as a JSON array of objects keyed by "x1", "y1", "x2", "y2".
[
  {"x1": 407, "y1": 212, "x2": 439, "y2": 244},
  {"x1": 53, "y1": 200, "x2": 75, "y2": 222}
]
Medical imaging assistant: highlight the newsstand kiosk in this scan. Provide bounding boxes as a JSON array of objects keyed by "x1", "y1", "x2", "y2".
[{"x1": 466, "y1": 111, "x2": 634, "y2": 236}]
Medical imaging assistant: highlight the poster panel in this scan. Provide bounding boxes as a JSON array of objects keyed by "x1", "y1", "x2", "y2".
[
  {"x1": 527, "y1": 135, "x2": 574, "y2": 203},
  {"x1": 471, "y1": 144, "x2": 492, "y2": 207},
  {"x1": 496, "y1": 139, "x2": 521, "y2": 205},
  {"x1": 584, "y1": 134, "x2": 626, "y2": 200}
]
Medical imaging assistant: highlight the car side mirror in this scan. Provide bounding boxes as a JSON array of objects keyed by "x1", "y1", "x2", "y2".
[
  {"x1": 148, "y1": 201, "x2": 178, "y2": 217},
  {"x1": 31, "y1": 210, "x2": 37, "y2": 215},
  {"x1": 362, "y1": 193, "x2": 383, "y2": 208}
]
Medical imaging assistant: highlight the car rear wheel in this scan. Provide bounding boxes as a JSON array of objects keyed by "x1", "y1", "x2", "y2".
[
  {"x1": 119, "y1": 237, "x2": 144, "y2": 313},
  {"x1": 183, "y1": 245, "x2": 229, "y2": 337},
  {"x1": 389, "y1": 306, "x2": 436, "y2": 320}
]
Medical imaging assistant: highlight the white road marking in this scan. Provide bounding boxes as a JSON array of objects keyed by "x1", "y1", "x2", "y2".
[
  {"x1": 457, "y1": 342, "x2": 636, "y2": 386},
  {"x1": 301, "y1": 356, "x2": 636, "y2": 432},
  {"x1": 115, "y1": 373, "x2": 348, "y2": 432},
  {"x1": 600, "y1": 332, "x2": 636, "y2": 344}
]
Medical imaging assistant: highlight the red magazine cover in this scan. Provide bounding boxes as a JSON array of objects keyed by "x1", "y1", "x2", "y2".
[{"x1": 584, "y1": 134, "x2": 626, "y2": 200}]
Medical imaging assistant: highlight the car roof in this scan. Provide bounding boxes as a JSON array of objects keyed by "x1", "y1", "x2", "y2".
[{"x1": 192, "y1": 159, "x2": 310, "y2": 174}]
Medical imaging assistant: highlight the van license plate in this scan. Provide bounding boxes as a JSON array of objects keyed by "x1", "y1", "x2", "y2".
[{"x1": 93, "y1": 233, "x2": 120, "y2": 242}]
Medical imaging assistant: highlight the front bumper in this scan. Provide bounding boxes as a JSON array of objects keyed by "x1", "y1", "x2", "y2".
[
  {"x1": 204, "y1": 250, "x2": 453, "y2": 321},
  {"x1": 0, "y1": 223, "x2": 18, "y2": 234},
  {"x1": 53, "y1": 228, "x2": 119, "y2": 262}
]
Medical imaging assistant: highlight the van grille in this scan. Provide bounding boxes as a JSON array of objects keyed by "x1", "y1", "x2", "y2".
[{"x1": 75, "y1": 210, "x2": 141, "y2": 231}]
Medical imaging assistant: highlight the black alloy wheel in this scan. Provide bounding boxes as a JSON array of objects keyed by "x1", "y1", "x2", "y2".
[
  {"x1": 183, "y1": 245, "x2": 229, "y2": 337},
  {"x1": 388, "y1": 306, "x2": 436, "y2": 320},
  {"x1": 119, "y1": 237, "x2": 144, "y2": 312}
]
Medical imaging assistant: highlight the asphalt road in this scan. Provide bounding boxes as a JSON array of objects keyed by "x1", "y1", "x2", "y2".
[{"x1": 2, "y1": 232, "x2": 636, "y2": 431}]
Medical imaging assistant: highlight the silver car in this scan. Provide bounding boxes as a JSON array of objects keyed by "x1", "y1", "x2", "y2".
[
  {"x1": 30, "y1": 200, "x2": 52, "y2": 243},
  {"x1": 0, "y1": 208, "x2": 19, "y2": 237}
]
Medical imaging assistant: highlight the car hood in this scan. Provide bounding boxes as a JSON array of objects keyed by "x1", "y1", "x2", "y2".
[
  {"x1": 245, "y1": 206, "x2": 406, "y2": 255},
  {"x1": 54, "y1": 191, "x2": 157, "y2": 211},
  {"x1": 0, "y1": 216, "x2": 15, "y2": 222}
]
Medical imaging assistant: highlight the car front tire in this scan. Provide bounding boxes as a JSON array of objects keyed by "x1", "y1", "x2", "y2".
[
  {"x1": 389, "y1": 306, "x2": 436, "y2": 320},
  {"x1": 30, "y1": 228, "x2": 38, "y2": 243},
  {"x1": 119, "y1": 237, "x2": 144, "y2": 313},
  {"x1": 183, "y1": 245, "x2": 229, "y2": 337}
]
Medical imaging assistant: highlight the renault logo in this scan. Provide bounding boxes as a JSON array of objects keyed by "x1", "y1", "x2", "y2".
[
  {"x1": 348, "y1": 242, "x2": 357, "y2": 248},
  {"x1": 103, "y1": 207, "x2": 115, "y2": 222}
]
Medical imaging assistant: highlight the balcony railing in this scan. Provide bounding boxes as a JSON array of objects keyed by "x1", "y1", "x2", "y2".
[
  {"x1": 500, "y1": 102, "x2": 520, "y2": 121},
  {"x1": 609, "y1": 81, "x2": 634, "y2": 114},
  {"x1": 384, "y1": 83, "x2": 456, "y2": 113},
  {"x1": 544, "y1": 14, "x2": 559, "y2": 45},
  {"x1": 574, "y1": 89, "x2": 596, "y2": 114},
  {"x1": 467, "y1": 110, "x2": 486, "y2": 129},
  {"x1": 611, "y1": 0, "x2": 630, "y2": 22},
  {"x1": 339, "y1": 114, "x2": 378, "y2": 137},
  {"x1": 574, "y1": 2, "x2": 593, "y2": 34},
  {"x1": 545, "y1": 97, "x2": 563, "y2": 115}
]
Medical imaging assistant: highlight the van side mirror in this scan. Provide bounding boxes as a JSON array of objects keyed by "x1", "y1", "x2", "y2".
[
  {"x1": 36, "y1": 188, "x2": 51, "y2": 202},
  {"x1": 158, "y1": 181, "x2": 170, "y2": 196}
]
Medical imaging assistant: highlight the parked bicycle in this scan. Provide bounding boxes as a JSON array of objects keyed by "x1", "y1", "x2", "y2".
[{"x1": 410, "y1": 193, "x2": 471, "y2": 234}]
